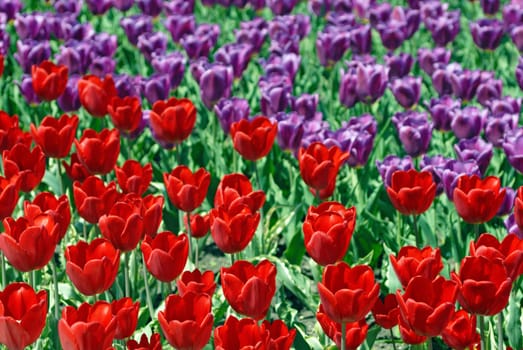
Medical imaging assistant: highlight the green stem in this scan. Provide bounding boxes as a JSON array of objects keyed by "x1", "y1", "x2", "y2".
[
  {"x1": 341, "y1": 321, "x2": 346, "y2": 350},
  {"x1": 123, "y1": 252, "x2": 130, "y2": 297},
  {"x1": 230, "y1": 253, "x2": 235, "y2": 265},
  {"x1": 51, "y1": 259, "x2": 60, "y2": 320},
  {"x1": 56, "y1": 158, "x2": 64, "y2": 195},
  {"x1": 498, "y1": 313, "x2": 503, "y2": 350},
  {"x1": 390, "y1": 329, "x2": 398, "y2": 350},
  {"x1": 475, "y1": 223, "x2": 481, "y2": 238},
  {"x1": 396, "y1": 211, "x2": 402, "y2": 249},
  {"x1": 413, "y1": 215, "x2": 421, "y2": 247},
  {"x1": 186, "y1": 211, "x2": 195, "y2": 268},
  {"x1": 427, "y1": 338, "x2": 433, "y2": 350},
  {"x1": 29, "y1": 270, "x2": 36, "y2": 289},
  {"x1": 141, "y1": 254, "x2": 155, "y2": 321},
  {"x1": 253, "y1": 161, "x2": 264, "y2": 255},
  {"x1": 194, "y1": 240, "x2": 199, "y2": 269},
  {"x1": 480, "y1": 315, "x2": 486, "y2": 350}
]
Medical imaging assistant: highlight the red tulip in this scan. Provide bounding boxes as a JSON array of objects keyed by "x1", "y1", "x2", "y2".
[
  {"x1": 65, "y1": 238, "x2": 120, "y2": 296},
  {"x1": 302, "y1": 201, "x2": 356, "y2": 265},
  {"x1": 63, "y1": 153, "x2": 92, "y2": 182},
  {"x1": 261, "y1": 320, "x2": 296, "y2": 350},
  {"x1": 149, "y1": 97, "x2": 196, "y2": 148},
  {"x1": 214, "y1": 173, "x2": 265, "y2": 212},
  {"x1": 3, "y1": 144, "x2": 45, "y2": 192},
  {"x1": 214, "y1": 315, "x2": 269, "y2": 350},
  {"x1": 442, "y1": 310, "x2": 481, "y2": 350},
  {"x1": 316, "y1": 305, "x2": 369, "y2": 350},
  {"x1": 317, "y1": 262, "x2": 379, "y2": 323},
  {"x1": 513, "y1": 185, "x2": 523, "y2": 229},
  {"x1": 452, "y1": 255, "x2": 512, "y2": 315},
  {"x1": 371, "y1": 294, "x2": 400, "y2": 329},
  {"x1": 24, "y1": 192, "x2": 71, "y2": 243},
  {"x1": 398, "y1": 315, "x2": 427, "y2": 345},
  {"x1": 298, "y1": 142, "x2": 349, "y2": 200},
  {"x1": 390, "y1": 246, "x2": 443, "y2": 288},
  {"x1": 127, "y1": 333, "x2": 162, "y2": 350},
  {"x1": 158, "y1": 292, "x2": 213, "y2": 350},
  {"x1": 111, "y1": 297, "x2": 140, "y2": 340},
  {"x1": 30, "y1": 114, "x2": 79, "y2": 158},
  {"x1": 396, "y1": 276, "x2": 457, "y2": 337},
  {"x1": 78, "y1": 74, "x2": 117, "y2": 117},
  {"x1": 75, "y1": 128, "x2": 120, "y2": 175},
  {"x1": 0, "y1": 112, "x2": 32, "y2": 153},
  {"x1": 73, "y1": 176, "x2": 120, "y2": 224},
  {"x1": 0, "y1": 216, "x2": 57, "y2": 272},
  {"x1": 386, "y1": 169, "x2": 437, "y2": 215},
  {"x1": 177, "y1": 269, "x2": 216, "y2": 297},
  {"x1": 230, "y1": 116, "x2": 278, "y2": 161},
  {"x1": 107, "y1": 96, "x2": 142, "y2": 135},
  {"x1": 115, "y1": 160, "x2": 153, "y2": 195},
  {"x1": 31, "y1": 61, "x2": 68, "y2": 101},
  {"x1": 184, "y1": 212, "x2": 210, "y2": 238},
  {"x1": 142, "y1": 194, "x2": 164, "y2": 238},
  {"x1": 0, "y1": 176, "x2": 19, "y2": 220},
  {"x1": 453, "y1": 174, "x2": 506, "y2": 224},
  {"x1": 163, "y1": 166, "x2": 210, "y2": 212},
  {"x1": 221, "y1": 259, "x2": 277, "y2": 320},
  {"x1": 141, "y1": 231, "x2": 188, "y2": 282},
  {"x1": 58, "y1": 301, "x2": 117, "y2": 350},
  {"x1": 0, "y1": 282, "x2": 47, "y2": 350}
]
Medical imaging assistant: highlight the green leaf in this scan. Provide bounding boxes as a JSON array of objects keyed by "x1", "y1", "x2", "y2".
[{"x1": 507, "y1": 291, "x2": 523, "y2": 349}]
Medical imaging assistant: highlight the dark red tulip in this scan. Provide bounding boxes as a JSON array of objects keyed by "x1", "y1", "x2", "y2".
[
  {"x1": 0, "y1": 176, "x2": 19, "y2": 220},
  {"x1": 386, "y1": 169, "x2": 437, "y2": 215},
  {"x1": 442, "y1": 310, "x2": 481, "y2": 350},
  {"x1": 261, "y1": 320, "x2": 296, "y2": 350},
  {"x1": 107, "y1": 96, "x2": 142, "y2": 135},
  {"x1": 177, "y1": 269, "x2": 216, "y2": 297},
  {"x1": 58, "y1": 301, "x2": 117, "y2": 350},
  {"x1": 317, "y1": 262, "x2": 380, "y2": 323},
  {"x1": 65, "y1": 238, "x2": 120, "y2": 296},
  {"x1": 149, "y1": 97, "x2": 196, "y2": 148},
  {"x1": 0, "y1": 282, "x2": 47, "y2": 350},
  {"x1": 184, "y1": 212, "x2": 210, "y2": 238},
  {"x1": 163, "y1": 166, "x2": 210, "y2": 212},
  {"x1": 30, "y1": 114, "x2": 79, "y2": 158},
  {"x1": 452, "y1": 255, "x2": 512, "y2": 315},
  {"x1": 127, "y1": 333, "x2": 162, "y2": 350},
  {"x1": 221, "y1": 259, "x2": 277, "y2": 320},
  {"x1": 317, "y1": 305, "x2": 369, "y2": 350},
  {"x1": 0, "y1": 112, "x2": 32, "y2": 153},
  {"x1": 31, "y1": 61, "x2": 68, "y2": 101},
  {"x1": 73, "y1": 176, "x2": 120, "y2": 224},
  {"x1": 111, "y1": 297, "x2": 140, "y2": 340},
  {"x1": 453, "y1": 174, "x2": 505, "y2": 224},
  {"x1": 78, "y1": 74, "x2": 117, "y2": 117},
  {"x1": 214, "y1": 315, "x2": 269, "y2": 350},
  {"x1": 371, "y1": 294, "x2": 400, "y2": 329},
  {"x1": 214, "y1": 173, "x2": 265, "y2": 212},
  {"x1": 303, "y1": 201, "x2": 356, "y2": 265},
  {"x1": 115, "y1": 160, "x2": 153, "y2": 195},
  {"x1": 3, "y1": 144, "x2": 45, "y2": 192},
  {"x1": 142, "y1": 194, "x2": 164, "y2": 238},
  {"x1": 63, "y1": 153, "x2": 92, "y2": 182},
  {"x1": 158, "y1": 292, "x2": 213, "y2": 350},
  {"x1": 141, "y1": 231, "x2": 188, "y2": 282},
  {"x1": 513, "y1": 185, "x2": 523, "y2": 229},
  {"x1": 298, "y1": 142, "x2": 349, "y2": 200},
  {"x1": 390, "y1": 246, "x2": 443, "y2": 288},
  {"x1": 75, "y1": 128, "x2": 120, "y2": 175},
  {"x1": 230, "y1": 116, "x2": 278, "y2": 161}
]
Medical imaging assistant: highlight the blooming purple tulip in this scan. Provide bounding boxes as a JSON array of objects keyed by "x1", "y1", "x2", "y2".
[
  {"x1": 164, "y1": 0, "x2": 194, "y2": 15},
  {"x1": 432, "y1": 63, "x2": 462, "y2": 96},
  {"x1": 450, "y1": 69, "x2": 482, "y2": 102},
  {"x1": 260, "y1": 79, "x2": 293, "y2": 116},
  {"x1": 137, "y1": 0, "x2": 163, "y2": 16},
  {"x1": 90, "y1": 33, "x2": 118, "y2": 58},
  {"x1": 511, "y1": 25, "x2": 523, "y2": 52},
  {"x1": 151, "y1": 52, "x2": 186, "y2": 89},
  {"x1": 272, "y1": 112, "x2": 305, "y2": 154},
  {"x1": 18, "y1": 74, "x2": 40, "y2": 105},
  {"x1": 121, "y1": 15, "x2": 153, "y2": 46},
  {"x1": 476, "y1": 78, "x2": 503, "y2": 107},
  {"x1": 316, "y1": 29, "x2": 351, "y2": 67},
  {"x1": 137, "y1": 31, "x2": 168, "y2": 61},
  {"x1": 421, "y1": 155, "x2": 450, "y2": 196},
  {"x1": 214, "y1": 98, "x2": 250, "y2": 134},
  {"x1": 326, "y1": 12, "x2": 356, "y2": 27},
  {"x1": 45, "y1": 14, "x2": 75, "y2": 41},
  {"x1": 113, "y1": 0, "x2": 135, "y2": 11},
  {"x1": 376, "y1": 21, "x2": 406, "y2": 51},
  {"x1": 181, "y1": 24, "x2": 219, "y2": 59},
  {"x1": 85, "y1": 0, "x2": 112, "y2": 15},
  {"x1": 481, "y1": 0, "x2": 499, "y2": 15},
  {"x1": 489, "y1": 96, "x2": 522, "y2": 115},
  {"x1": 267, "y1": 0, "x2": 298, "y2": 15},
  {"x1": 497, "y1": 187, "x2": 515, "y2": 217},
  {"x1": 470, "y1": 19, "x2": 504, "y2": 51},
  {"x1": 164, "y1": 15, "x2": 195, "y2": 43},
  {"x1": 391, "y1": 76, "x2": 422, "y2": 109},
  {"x1": 14, "y1": 39, "x2": 51, "y2": 73},
  {"x1": 0, "y1": 0, "x2": 22, "y2": 21},
  {"x1": 15, "y1": 13, "x2": 48, "y2": 41},
  {"x1": 427, "y1": 96, "x2": 460, "y2": 131},
  {"x1": 89, "y1": 56, "x2": 116, "y2": 77},
  {"x1": 58, "y1": 75, "x2": 81, "y2": 112},
  {"x1": 417, "y1": 47, "x2": 451, "y2": 76},
  {"x1": 235, "y1": 27, "x2": 267, "y2": 53},
  {"x1": 503, "y1": 128, "x2": 523, "y2": 174},
  {"x1": 198, "y1": 63, "x2": 234, "y2": 109},
  {"x1": 425, "y1": 10, "x2": 461, "y2": 47},
  {"x1": 345, "y1": 114, "x2": 378, "y2": 135},
  {"x1": 450, "y1": 106, "x2": 487, "y2": 140},
  {"x1": 454, "y1": 137, "x2": 493, "y2": 175},
  {"x1": 69, "y1": 23, "x2": 95, "y2": 42},
  {"x1": 214, "y1": 43, "x2": 253, "y2": 79},
  {"x1": 292, "y1": 94, "x2": 321, "y2": 121},
  {"x1": 376, "y1": 155, "x2": 413, "y2": 187},
  {"x1": 336, "y1": 118, "x2": 377, "y2": 167},
  {"x1": 503, "y1": 2, "x2": 523, "y2": 31},
  {"x1": 392, "y1": 111, "x2": 432, "y2": 157},
  {"x1": 114, "y1": 74, "x2": 143, "y2": 98},
  {"x1": 384, "y1": 52, "x2": 413, "y2": 79},
  {"x1": 352, "y1": 0, "x2": 377, "y2": 20},
  {"x1": 262, "y1": 53, "x2": 301, "y2": 82},
  {"x1": 350, "y1": 24, "x2": 372, "y2": 55},
  {"x1": 485, "y1": 113, "x2": 519, "y2": 147},
  {"x1": 369, "y1": 3, "x2": 392, "y2": 27},
  {"x1": 301, "y1": 120, "x2": 330, "y2": 148},
  {"x1": 54, "y1": 0, "x2": 82, "y2": 17},
  {"x1": 442, "y1": 159, "x2": 482, "y2": 200},
  {"x1": 141, "y1": 73, "x2": 171, "y2": 105},
  {"x1": 355, "y1": 62, "x2": 388, "y2": 105}
]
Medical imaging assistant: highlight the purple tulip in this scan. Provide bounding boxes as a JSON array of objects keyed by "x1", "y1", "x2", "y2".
[
  {"x1": 432, "y1": 63, "x2": 462, "y2": 96},
  {"x1": 267, "y1": 0, "x2": 298, "y2": 15},
  {"x1": 517, "y1": 57, "x2": 523, "y2": 90},
  {"x1": 427, "y1": 96, "x2": 460, "y2": 131},
  {"x1": 0, "y1": 0, "x2": 22, "y2": 21},
  {"x1": 137, "y1": 31, "x2": 168, "y2": 61},
  {"x1": 45, "y1": 14, "x2": 75, "y2": 41},
  {"x1": 121, "y1": 15, "x2": 153, "y2": 46},
  {"x1": 497, "y1": 187, "x2": 515, "y2": 217},
  {"x1": 503, "y1": 127, "x2": 523, "y2": 173},
  {"x1": 272, "y1": 112, "x2": 305, "y2": 154},
  {"x1": 485, "y1": 113, "x2": 519, "y2": 147},
  {"x1": 301, "y1": 120, "x2": 330, "y2": 148},
  {"x1": 214, "y1": 97, "x2": 250, "y2": 134},
  {"x1": 345, "y1": 114, "x2": 378, "y2": 135},
  {"x1": 151, "y1": 52, "x2": 186, "y2": 89},
  {"x1": 14, "y1": 39, "x2": 51, "y2": 73},
  {"x1": 350, "y1": 24, "x2": 372, "y2": 55},
  {"x1": 369, "y1": 3, "x2": 392, "y2": 27},
  {"x1": 113, "y1": 0, "x2": 135, "y2": 11},
  {"x1": 390, "y1": 76, "x2": 421, "y2": 109},
  {"x1": 392, "y1": 111, "x2": 432, "y2": 157},
  {"x1": 137, "y1": 0, "x2": 163, "y2": 16},
  {"x1": 476, "y1": 78, "x2": 503, "y2": 107},
  {"x1": 199, "y1": 63, "x2": 234, "y2": 109},
  {"x1": 164, "y1": 0, "x2": 194, "y2": 15},
  {"x1": 376, "y1": 22, "x2": 406, "y2": 52},
  {"x1": 420, "y1": 1, "x2": 448, "y2": 22},
  {"x1": 336, "y1": 118, "x2": 377, "y2": 167},
  {"x1": 141, "y1": 73, "x2": 171, "y2": 105},
  {"x1": 489, "y1": 96, "x2": 522, "y2": 115},
  {"x1": 417, "y1": 47, "x2": 451, "y2": 76},
  {"x1": 54, "y1": 0, "x2": 82, "y2": 16},
  {"x1": 391, "y1": 6, "x2": 420, "y2": 39},
  {"x1": 69, "y1": 23, "x2": 95, "y2": 42},
  {"x1": 316, "y1": 29, "x2": 351, "y2": 67},
  {"x1": 235, "y1": 27, "x2": 267, "y2": 53},
  {"x1": 511, "y1": 25, "x2": 523, "y2": 52},
  {"x1": 114, "y1": 74, "x2": 142, "y2": 98},
  {"x1": 164, "y1": 14, "x2": 195, "y2": 43},
  {"x1": 442, "y1": 159, "x2": 482, "y2": 200},
  {"x1": 85, "y1": 0, "x2": 112, "y2": 15},
  {"x1": 89, "y1": 56, "x2": 116, "y2": 77},
  {"x1": 376, "y1": 155, "x2": 413, "y2": 187},
  {"x1": 481, "y1": 0, "x2": 499, "y2": 15},
  {"x1": 214, "y1": 43, "x2": 253, "y2": 79},
  {"x1": 326, "y1": 12, "x2": 356, "y2": 27},
  {"x1": 384, "y1": 52, "x2": 413, "y2": 79},
  {"x1": 421, "y1": 154, "x2": 450, "y2": 196},
  {"x1": 248, "y1": 0, "x2": 265, "y2": 9},
  {"x1": 505, "y1": 215, "x2": 523, "y2": 238},
  {"x1": 56, "y1": 42, "x2": 92, "y2": 75},
  {"x1": 292, "y1": 94, "x2": 321, "y2": 121},
  {"x1": 57, "y1": 75, "x2": 81, "y2": 112},
  {"x1": 91, "y1": 33, "x2": 118, "y2": 58},
  {"x1": 454, "y1": 137, "x2": 493, "y2": 175},
  {"x1": 425, "y1": 10, "x2": 461, "y2": 47},
  {"x1": 17, "y1": 74, "x2": 40, "y2": 105},
  {"x1": 15, "y1": 13, "x2": 48, "y2": 41},
  {"x1": 450, "y1": 69, "x2": 482, "y2": 102},
  {"x1": 181, "y1": 24, "x2": 219, "y2": 59},
  {"x1": 470, "y1": 19, "x2": 504, "y2": 51},
  {"x1": 349, "y1": 62, "x2": 388, "y2": 105},
  {"x1": 450, "y1": 106, "x2": 487, "y2": 139},
  {"x1": 339, "y1": 64, "x2": 358, "y2": 109},
  {"x1": 503, "y1": 2, "x2": 523, "y2": 31},
  {"x1": 352, "y1": 0, "x2": 377, "y2": 20},
  {"x1": 268, "y1": 14, "x2": 310, "y2": 41},
  {"x1": 262, "y1": 53, "x2": 301, "y2": 81},
  {"x1": 260, "y1": 80, "x2": 293, "y2": 116}
]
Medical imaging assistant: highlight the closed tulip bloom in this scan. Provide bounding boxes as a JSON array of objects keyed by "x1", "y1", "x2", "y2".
[
  {"x1": 99, "y1": 199, "x2": 145, "y2": 252},
  {"x1": 481, "y1": 0, "x2": 499, "y2": 15},
  {"x1": 141, "y1": 231, "x2": 188, "y2": 282},
  {"x1": 177, "y1": 269, "x2": 216, "y2": 297},
  {"x1": 149, "y1": 97, "x2": 196, "y2": 149},
  {"x1": 303, "y1": 201, "x2": 356, "y2": 266},
  {"x1": 386, "y1": 169, "x2": 437, "y2": 216},
  {"x1": 442, "y1": 310, "x2": 481, "y2": 350},
  {"x1": 75, "y1": 128, "x2": 120, "y2": 175},
  {"x1": 384, "y1": 52, "x2": 414, "y2": 79},
  {"x1": 470, "y1": 19, "x2": 504, "y2": 51},
  {"x1": 3, "y1": 144, "x2": 45, "y2": 192},
  {"x1": 115, "y1": 160, "x2": 152, "y2": 196},
  {"x1": 391, "y1": 76, "x2": 421, "y2": 109},
  {"x1": 78, "y1": 74, "x2": 117, "y2": 117},
  {"x1": 417, "y1": 48, "x2": 451, "y2": 76},
  {"x1": 31, "y1": 60, "x2": 68, "y2": 101},
  {"x1": 142, "y1": 194, "x2": 164, "y2": 238},
  {"x1": 371, "y1": 294, "x2": 400, "y2": 329},
  {"x1": 453, "y1": 175, "x2": 505, "y2": 224},
  {"x1": 141, "y1": 73, "x2": 170, "y2": 105},
  {"x1": 452, "y1": 256, "x2": 512, "y2": 315},
  {"x1": 477, "y1": 79, "x2": 503, "y2": 107},
  {"x1": 316, "y1": 305, "x2": 369, "y2": 350},
  {"x1": 450, "y1": 106, "x2": 487, "y2": 140},
  {"x1": 261, "y1": 320, "x2": 296, "y2": 350},
  {"x1": 107, "y1": 96, "x2": 142, "y2": 136},
  {"x1": 392, "y1": 111, "x2": 432, "y2": 157},
  {"x1": 428, "y1": 96, "x2": 460, "y2": 131},
  {"x1": 316, "y1": 30, "x2": 351, "y2": 67},
  {"x1": 214, "y1": 43, "x2": 253, "y2": 79},
  {"x1": 260, "y1": 80, "x2": 293, "y2": 117},
  {"x1": 0, "y1": 177, "x2": 19, "y2": 221},
  {"x1": 164, "y1": 14, "x2": 195, "y2": 43},
  {"x1": 58, "y1": 301, "x2": 117, "y2": 350},
  {"x1": 58, "y1": 75, "x2": 81, "y2": 112},
  {"x1": 0, "y1": 282, "x2": 47, "y2": 350},
  {"x1": 164, "y1": 166, "x2": 210, "y2": 213},
  {"x1": 73, "y1": 176, "x2": 120, "y2": 224},
  {"x1": 230, "y1": 117, "x2": 278, "y2": 161},
  {"x1": 30, "y1": 114, "x2": 79, "y2": 158},
  {"x1": 425, "y1": 10, "x2": 461, "y2": 46},
  {"x1": 24, "y1": 192, "x2": 71, "y2": 243},
  {"x1": 121, "y1": 15, "x2": 153, "y2": 46},
  {"x1": 137, "y1": 0, "x2": 163, "y2": 17},
  {"x1": 450, "y1": 69, "x2": 482, "y2": 102},
  {"x1": 65, "y1": 238, "x2": 120, "y2": 296},
  {"x1": 454, "y1": 137, "x2": 493, "y2": 175},
  {"x1": 111, "y1": 298, "x2": 140, "y2": 340},
  {"x1": 159, "y1": 292, "x2": 213, "y2": 350},
  {"x1": 127, "y1": 333, "x2": 162, "y2": 350},
  {"x1": 355, "y1": 62, "x2": 389, "y2": 104},
  {"x1": 214, "y1": 173, "x2": 265, "y2": 212},
  {"x1": 214, "y1": 315, "x2": 269, "y2": 350},
  {"x1": 137, "y1": 32, "x2": 168, "y2": 61},
  {"x1": 318, "y1": 262, "x2": 379, "y2": 323},
  {"x1": 184, "y1": 212, "x2": 210, "y2": 239},
  {"x1": 390, "y1": 246, "x2": 444, "y2": 288}
]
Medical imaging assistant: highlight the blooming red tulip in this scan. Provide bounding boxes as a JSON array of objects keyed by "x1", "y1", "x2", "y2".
[
  {"x1": 261, "y1": 320, "x2": 296, "y2": 350},
  {"x1": 141, "y1": 231, "x2": 188, "y2": 282},
  {"x1": 221, "y1": 259, "x2": 277, "y2": 320},
  {"x1": 317, "y1": 262, "x2": 380, "y2": 323},
  {"x1": 127, "y1": 333, "x2": 162, "y2": 350},
  {"x1": 214, "y1": 315, "x2": 269, "y2": 350},
  {"x1": 442, "y1": 310, "x2": 481, "y2": 350},
  {"x1": 73, "y1": 176, "x2": 120, "y2": 224},
  {"x1": 177, "y1": 269, "x2": 216, "y2": 297},
  {"x1": 3, "y1": 144, "x2": 45, "y2": 192},
  {"x1": 230, "y1": 116, "x2": 278, "y2": 161},
  {"x1": 31, "y1": 61, "x2": 68, "y2": 101},
  {"x1": 75, "y1": 128, "x2": 120, "y2": 175},
  {"x1": 371, "y1": 294, "x2": 400, "y2": 329},
  {"x1": 149, "y1": 97, "x2": 196, "y2": 148},
  {"x1": 58, "y1": 301, "x2": 117, "y2": 350},
  {"x1": 0, "y1": 176, "x2": 19, "y2": 220},
  {"x1": 453, "y1": 174, "x2": 506, "y2": 224},
  {"x1": 142, "y1": 194, "x2": 164, "y2": 238},
  {"x1": 163, "y1": 166, "x2": 210, "y2": 212},
  {"x1": 214, "y1": 173, "x2": 265, "y2": 212},
  {"x1": 111, "y1": 297, "x2": 140, "y2": 340},
  {"x1": 390, "y1": 246, "x2": 443, "y2": 288},
  {"x1": 78, "y1": 74, "x2": 117, "y2": 117},
  {"x1": 398, "y1": 315, "x2": 427, "y2": 345},
  {"x1": 158, "y1": 292, "x2": 213, "y2": 350},
  {"x1": 452, "y1": 255, "x2": 512, "y2": 315},
  {"x1": 184, "y1": 212, "x2": 210, "y2": 238},
  {"x1": 65, "y1": 238, "x2": 120, "y2": 296},
  {"x1": 30, "y1": 114, "x2": 79, "y2": 158},
  {"x1": 302, "y1": 201, "x2": 356, "y2": 265},
  {"x1": 0, "y1": 282, "x2": 47, "y2": 350},
  {"x1": 115, "y1": 160, "x2": 152, "y2": 195},
  {"x1": 298, "y1": 142, "x2": 349, "y2": 200},
  {"x1": 0, "y1": 112, "x2": 32, "y2": 153},
  {"x1": 0, "y1": 216, "x2": 57, "y2": 272},
  {"x1": 514, "y1": 186, "x2": 523, "y2": 229},
  {"x1": 63, "y1": 153, "x2": 92, "y2": 182},
  {"x1": 107, "y1": 96, "x2": 142, "y2": 135},
  {"x1": 386, "y1": 169, "x2": 437, "y2": 215},
  {"x1": 24, "y1": 192, "x2": 71, "y2": 243},
  {"x1": 317, "y1": 305, "x2": 369, "y2": 350}
]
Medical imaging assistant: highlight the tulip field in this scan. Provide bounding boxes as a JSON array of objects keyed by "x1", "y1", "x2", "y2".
[{"x1": 3, "y1": 0, "x2": 523, "y2": 349}]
